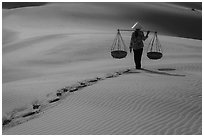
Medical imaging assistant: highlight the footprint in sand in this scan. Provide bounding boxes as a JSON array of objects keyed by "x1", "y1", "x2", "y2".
[
  {"x1": 33, "y1": 104, "x2": 41, "y2": 109},
  {"x1": 22, "y1": 112, "x2": 37, "y2": 118},
  {"x1": 2, "y1": 68, "x2": 131, "y2": 130},
  {"x1": 48, "y1": 98, "x2": 60, "y2": 103}
]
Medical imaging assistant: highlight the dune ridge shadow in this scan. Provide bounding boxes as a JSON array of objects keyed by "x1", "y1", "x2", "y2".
[{"x1": 2, "y1": 2, "x2": 48, "y2": 9}]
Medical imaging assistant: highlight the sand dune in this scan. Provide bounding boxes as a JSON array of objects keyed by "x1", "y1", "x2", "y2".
[
  {"x1": 3, "y1": 62, "x2": 201, "y2": 134},
  {"x1": 3, "y1": 2, "x2": 201, "y2": 40},
  {"x1": 2, "y1": 35, "x2": 202, "y2": 135},
  {"x1": 2, "y1": 2, "x2": 202, "y2": 135},
  {"x1": 2, "y1": 34, "x2": 202, "y2": 135}
]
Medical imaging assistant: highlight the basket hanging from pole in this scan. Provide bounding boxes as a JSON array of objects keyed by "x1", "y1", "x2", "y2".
[
  {"x1": 111, "y1": 30, "x2": 127, "y2": 59},
  {"x1": 147, "y1": 32, "x2": 163, "y2": 60}
]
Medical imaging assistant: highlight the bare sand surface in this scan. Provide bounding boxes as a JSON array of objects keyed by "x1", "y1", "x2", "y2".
[
  {"x1": 2, "y1": 35, "x2": 202, "y2": 135},
  {"x1": 2, "y1": 2, "x2": 202, "y2": 135},
  {"x1": 3, "y1": 64, "x2": 202, "y2": 134}
]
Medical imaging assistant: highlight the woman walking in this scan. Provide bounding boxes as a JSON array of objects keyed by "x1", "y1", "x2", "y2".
[{"x1": 129, "y1": 22, "x2": 150, "y2": 69}]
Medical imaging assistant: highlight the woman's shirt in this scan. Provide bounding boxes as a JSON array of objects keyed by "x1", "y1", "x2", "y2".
[{"x1": 130, "y1": 30, "x2": 147, "y2": 50}]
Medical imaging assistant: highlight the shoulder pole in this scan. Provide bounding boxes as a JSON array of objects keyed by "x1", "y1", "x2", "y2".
[{"x1": 118, "y1": 29, "x2": 157, "y2": 33}]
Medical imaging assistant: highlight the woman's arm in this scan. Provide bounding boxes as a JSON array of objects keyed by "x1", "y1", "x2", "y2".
[
  {"x1": 142, "y1": 31, "x2": 148, "y2": 40},
  {"x1": 130, "y1": 32, "x2": 135, "y2": 47},
  {"x1": 143, "y1": 31, "x2": 150, "y2": 40},
  {"x1": 129, "y1": 32, "x2": 134, "y2": 53}
]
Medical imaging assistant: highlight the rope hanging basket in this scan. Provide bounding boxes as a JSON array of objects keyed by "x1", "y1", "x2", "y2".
[
  {"x1": 111, "y1": 50, "x2": 127, "y2": 59},
  {"x1": 147, "y1": 52, "x2": 162, "y2": 59},
  {"x1": 147, "y1": 32, "x2": 163, "y2": 60},
  {"x1": 111, "y1": 30, "x2": 127, "y2": 59}
]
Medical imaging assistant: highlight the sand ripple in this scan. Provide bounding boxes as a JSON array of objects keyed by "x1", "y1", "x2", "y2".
[{"x1": 3, "y1": 64, "x2": 202, "y2": 135}]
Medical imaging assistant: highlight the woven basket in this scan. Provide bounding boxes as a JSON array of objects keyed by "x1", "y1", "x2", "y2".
[
  {"x1": 111, "y1": 50, "x2": 127, "y2": 59},
  {"x1": 147, "y1": 52, "x2": 162, "y2": 60}
]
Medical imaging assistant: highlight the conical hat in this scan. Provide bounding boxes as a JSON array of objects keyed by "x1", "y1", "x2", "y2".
[{"x1": 131, "y1": 22, "x2": 144, "y2": 30}]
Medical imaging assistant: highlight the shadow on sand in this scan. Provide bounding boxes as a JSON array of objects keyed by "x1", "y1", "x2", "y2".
[
  {"x1": 158, "y1": 68, "x2": 176, "y2": 71},
  {"x1": 141, "y1": 68, "x2": 185, "y2": 77}
]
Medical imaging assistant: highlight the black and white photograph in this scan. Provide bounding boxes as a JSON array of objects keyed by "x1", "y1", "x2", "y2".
[{"x1": 2, "y1": 1, "x2": 202, "y2": 135}]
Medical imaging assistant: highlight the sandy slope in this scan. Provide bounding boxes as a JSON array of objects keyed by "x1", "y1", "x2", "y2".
[
  {"x1": 3, "y1": 61, "x2": 202, "y2": 135},
  {"x1": 2, "y1": 35, "x2": 202, "y2": 134},
  {"x1": 2, "y1": 2, "x2": 202, "y2": 135}
]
